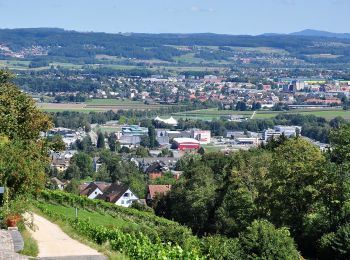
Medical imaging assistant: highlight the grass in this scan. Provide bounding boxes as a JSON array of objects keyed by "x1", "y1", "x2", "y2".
[
  {"x1": 201, "y1": 144, "x2": 224, "y2": 153},
  {"x1": 171, "y1": 108, "x2": 350, "y2": 121},
  {"x1": 86, "y1": 99, "x2": 143, "y2": 105},
  {"x1": 42, "y1": 108, "x2": 104, "y2": 113},
  {"x1": 19, "y1": 228, "x2": 39, "y2": 257},
  {"x1": 32, "y1": 206, "x2": 129, "y2": 260},
  {"x1": 38, "y1": 99, "x2": 173, "y2": 113},
  {"x1": 41, "y1": 203, "x2": 137, "y2": 229}
]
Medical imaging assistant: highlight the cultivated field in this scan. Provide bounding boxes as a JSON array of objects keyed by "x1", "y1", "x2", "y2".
[
  {"x1": 38, "y1": 99, "x2": 175, "y2": 112},
  {"x1": 171, "y1": 108, "x2": 350, "y2": 121}
]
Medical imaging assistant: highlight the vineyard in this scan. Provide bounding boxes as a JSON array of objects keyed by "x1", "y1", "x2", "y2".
[
  {"x1": 33, "y1": 190, "x2": 299, "y2": 259},
  {"x1": 35, "y1": 190, "x2": 207, "y2": 259}
]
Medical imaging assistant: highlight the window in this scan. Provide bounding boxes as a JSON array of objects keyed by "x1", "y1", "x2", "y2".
[
  {"x1": 124, "y1": 193, "x2": 129, "y2": 197},
  {"x1": 121, "y1": 201, "x2": 124, "y2": 204}
]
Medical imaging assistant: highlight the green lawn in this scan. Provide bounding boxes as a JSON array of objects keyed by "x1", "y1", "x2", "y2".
[{"x1": 42, "y1": 203, "x2": 137, "y2": 229}]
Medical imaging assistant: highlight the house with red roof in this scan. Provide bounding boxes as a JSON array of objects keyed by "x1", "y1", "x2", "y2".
[{"x1": 147, "y1": 185, "x2": 172, "y2": 202}]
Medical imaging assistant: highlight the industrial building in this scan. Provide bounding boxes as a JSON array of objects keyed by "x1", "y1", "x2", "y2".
[{"x1": 172, "y1": 137, "x2": 200, "y2": 151}]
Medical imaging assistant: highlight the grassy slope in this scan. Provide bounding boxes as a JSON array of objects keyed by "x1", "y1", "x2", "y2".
[
  {"x1": 41, "y1": 203, "x2": 137, "y2": 229},
  {"x1": 32, "y1": 205, "x2": 128, "y2": 260}
]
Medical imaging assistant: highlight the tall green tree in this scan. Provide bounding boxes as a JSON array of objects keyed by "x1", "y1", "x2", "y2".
[
  {"x1": 265, "y1": 138, "x2": 326, "y2": 238},
  {"x1": 96, "y1": 131, "x2": 105, "y2": 149},
  {"x1": 148, "y1": 125, "x2": 158, "y2": 148}
]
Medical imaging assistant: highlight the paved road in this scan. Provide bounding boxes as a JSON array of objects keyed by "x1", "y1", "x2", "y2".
[{"x1": 27, "y1": 213, "x2": 106, "y2": 259}]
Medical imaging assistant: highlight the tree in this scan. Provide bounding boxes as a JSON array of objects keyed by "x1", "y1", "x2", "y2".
[
  {"x1": 64, "y1": 178, "x2": 80, "y2": 195},
  {"x1": 0, "y1": 140, "x2": 48, "y2": 200},
  {"x1": 162, "y1": 165, "x2": 217, "y2": 234},
  {"x1": 140, "y1": 135, "x2": 150, "y2": 148},
  {"x1": 148, "y1": 125, "x2": 158, "y2": 148},
  {"x1": 94, "y1": 164, "x2": 111, "y2": 182},
  {"x1": 68, "y1": 152, "x2": 93, "y2": 179},
  {"x1": 0, "y1": 71, "x2": 52, "y2": 141},
  {"x1": 235, "y1": 101, "x2": 247, "y2": 111},
  {"x1": 214, "y1": 171, "x2": 256, "y2": 237},
  {"x1": 108, "y1": 134, "x2": 117, "y2": 152},
  {"x1": 330, "y1": 223, "x2": 350, "y2": 259},
  {"x1": 96, "y1": 131, "x2": 105, "y2": 149},
  {"x1": 0, "y1": 70, "x2": 52, "y2": 210},
  {"x1": 238, "y1": 220, "x2": 299, "y2": 260},
  {"x1": 75, "y1": 136, "x2": 94, "y2": 152},
  {"x1": 47, "y1": 134, "x2": 66, "y2": 152},
  {"x1": 329, "y1": 124, "x2": 350, "y2": 164},
  {"x1": 265, "y1": 138, "x2": 326, "y2": 239},
  {"x1": 135, "y1": 146, "x2": 150, "y2": 157}
]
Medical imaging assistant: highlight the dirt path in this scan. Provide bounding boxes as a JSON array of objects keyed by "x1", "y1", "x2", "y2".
[{"x1": 26, "y1": 213, "x2": 105, "y2": 259}]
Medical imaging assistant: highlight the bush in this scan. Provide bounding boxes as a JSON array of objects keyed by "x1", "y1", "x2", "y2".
[{"x1": 238, "y1": 220, "x2": 299, "y2": 260}]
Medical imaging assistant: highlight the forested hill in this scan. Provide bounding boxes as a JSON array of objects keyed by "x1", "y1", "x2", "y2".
[{"x1": 1, "y1": 28, "x2": 350, "y2": 64}]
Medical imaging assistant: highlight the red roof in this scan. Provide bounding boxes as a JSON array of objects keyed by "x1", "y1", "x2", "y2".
[{"x1": 148, "y1": 185, "x2": 172, "y2": 200}]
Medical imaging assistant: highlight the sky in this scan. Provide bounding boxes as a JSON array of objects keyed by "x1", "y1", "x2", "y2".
[{"x1": 0, "y1": 0, "x2": 349, "y2": 35}]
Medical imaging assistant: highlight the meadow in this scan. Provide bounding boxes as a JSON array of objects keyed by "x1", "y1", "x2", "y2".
[
  {"x1": 171, "y1": 108, "x2": 350, "y2": 121},
  {"x1": 38, "y1": 99, "x2": 174, "y2": 112}
]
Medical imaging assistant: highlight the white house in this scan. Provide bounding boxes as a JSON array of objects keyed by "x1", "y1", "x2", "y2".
[
  {"x1": 79, "y1": 182, "x2": 110, "y2": 199},
  {"x1": 96, "y1": 182, "x2": 139, "y2": 207}
]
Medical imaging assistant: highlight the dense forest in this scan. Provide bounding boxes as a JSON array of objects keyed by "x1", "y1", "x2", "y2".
[{"x1": 154, "y1": 128, "x2": 350, "y2": 259}]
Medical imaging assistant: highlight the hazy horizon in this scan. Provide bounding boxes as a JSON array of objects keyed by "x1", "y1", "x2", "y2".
[{"x1": 0, "y1": 0, "x2": 349, "y2": 35}]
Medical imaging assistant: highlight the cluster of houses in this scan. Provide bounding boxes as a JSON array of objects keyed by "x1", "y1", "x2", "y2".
[{"x1": 78, "y1": 181, "x2": 172, "y2": 208}]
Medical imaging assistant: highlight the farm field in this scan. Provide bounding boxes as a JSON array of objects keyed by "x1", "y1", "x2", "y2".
[
  {"x1": 38, "y1": 99, "x2": 174, "y2": 112},
  {"x1": 171, "y1": 108, "x2": 350, "y2": 121}
]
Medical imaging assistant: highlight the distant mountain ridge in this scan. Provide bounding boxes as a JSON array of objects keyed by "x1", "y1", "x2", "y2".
[
  {"x1": 290, "y1": 29, "x2": 350, "y2": 39},
  {"x1": 262, "y1": 29, "x2": 350, "y2": 40}
]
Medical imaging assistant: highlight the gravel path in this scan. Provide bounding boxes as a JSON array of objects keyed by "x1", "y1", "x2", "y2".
[{"x1": 27, "y1": 213, "x2": 106, "y2": 259}]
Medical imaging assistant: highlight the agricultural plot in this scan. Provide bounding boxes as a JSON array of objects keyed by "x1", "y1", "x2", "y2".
[
  {"x1": 38, "y1": 99, "x2": 174, "y2": 112},
  {"x1": 172, "y1": 108, "x2": 350, "y2": 121}
]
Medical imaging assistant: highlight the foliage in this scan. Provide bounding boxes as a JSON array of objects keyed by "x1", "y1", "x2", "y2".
[
  {"x1": 96, "y1": 132, "x2": 105, "y2": 149},
  {"x1": 64, "y1": 179, "x2": 80, "y2": 195},
  {"x1": 155, "y1": 129, "x2": 350, "y2": 259},
  {"x1": 0, "y1": 71, "x2": 52, "y2": 140},
  {"x1": 0, "y1": 141, "x2": 48, "y2": 201},
  {"x1": 19, "y1": 228, "x2": 39, "y2": 257},
  {"x1": 238, "y1": 220, "x2": 299, "y2": 260},
  {"x1": 329, "y1": 124, "x2": 350, "y2": 164},
  {"x1": 265, "y1": 138, "x2": 326, "y2": 237}
]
